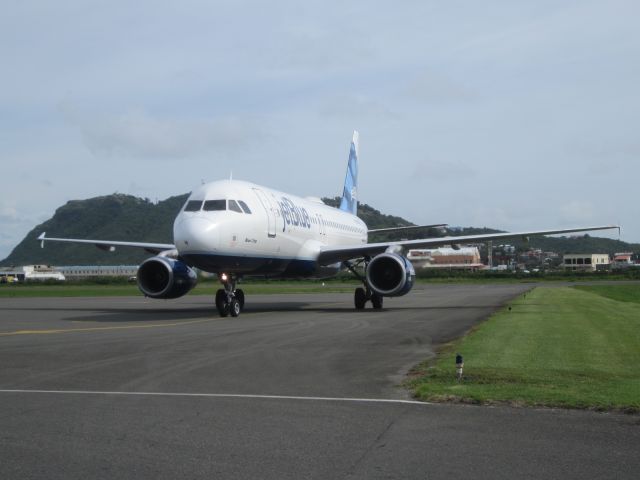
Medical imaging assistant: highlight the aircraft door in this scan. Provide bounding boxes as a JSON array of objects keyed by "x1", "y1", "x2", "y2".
[
  {"x1": 252, "y1": 188, "x2": 277, "y2": 238},
  {"x1": 318, "y1": 214, "x2": 326, "y2": 236}
]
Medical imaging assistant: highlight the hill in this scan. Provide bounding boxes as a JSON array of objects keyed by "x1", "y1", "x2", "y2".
[
  {"x1": 1, "y1": 194, "x2": 636, "y2": 266},
  {"x1": 1, "y1": 194, "x2": 188, "y2": 266}
]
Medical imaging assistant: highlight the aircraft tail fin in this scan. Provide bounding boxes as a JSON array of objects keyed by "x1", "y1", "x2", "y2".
[{"x1": 339, "y1": 130, "x2": 359, "y2": 215}]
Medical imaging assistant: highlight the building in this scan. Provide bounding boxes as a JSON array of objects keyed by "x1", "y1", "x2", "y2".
[
  {"x1": 0, "y1": 268, "x2": 24, "y2": 282},
  {"x1": 563, "y1": 254, "x2": 610, "y2": 271},
  {"x1": 1, "y1": 265, "x2": 139, "y2": 282},
  {"x1": 612, "y1": 252, "x2": 640, "y2": 269},
  {"x1": 57, "y1": 265, "x2": 138, "y2": 280},
  {"x1": 408, "y1": 247, "x2": 484, "y2": 270},
  {"x1": 0, "y1": 265, "x2": 65, "y2": 282}
]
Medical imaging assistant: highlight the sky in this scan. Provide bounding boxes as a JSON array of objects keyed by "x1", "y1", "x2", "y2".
[{"x1": 1, "y1": 0, "x2": 638, "y2": 259}]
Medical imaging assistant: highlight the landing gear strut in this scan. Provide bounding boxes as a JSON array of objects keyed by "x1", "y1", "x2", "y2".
[
  {"x1": 344, "y1": 260, "x2": 383, "y2": 310},
  {"x1": 215, "y1": 273, "x2": 245, "y2": 317}
]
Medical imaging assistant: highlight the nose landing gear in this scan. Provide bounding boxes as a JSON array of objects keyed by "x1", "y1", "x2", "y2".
[{"x1": 215, "y1": 273, "x2": 245, "y2": 317}]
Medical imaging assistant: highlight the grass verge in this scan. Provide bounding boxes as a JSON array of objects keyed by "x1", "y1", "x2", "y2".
[
  {"x1": 573, "y1": 284, "x2": 640, "y2": 304},
  {"x1": 408, "y1": 286, "x2": 640, "y2": 413},
  {"x1": 0, "y1": 280, "x2": 359, "y2": 298}
]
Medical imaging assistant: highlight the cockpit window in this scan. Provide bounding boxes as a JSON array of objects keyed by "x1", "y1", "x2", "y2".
[
  {"x1": 228, "y1": 200, "x2": 243, "y2": 213},
  {"x1": 203, "y1": 200, "x2": 226, "y2": 211},
  {"x1": 238, "y1": 200, "x2": 252, "y2": 214},
  {"x1": 184, "y1": 200, "x2": 203, "y2": 212}
]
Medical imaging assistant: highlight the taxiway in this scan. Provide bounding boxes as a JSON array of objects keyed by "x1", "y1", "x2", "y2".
[{"x1": 1, "y1": 285, "x2": 638, "y2": 479}]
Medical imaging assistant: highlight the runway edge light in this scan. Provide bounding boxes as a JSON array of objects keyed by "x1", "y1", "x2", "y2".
[{"x1": 456, "y1": 354, "x2": 464, "y2": 382}]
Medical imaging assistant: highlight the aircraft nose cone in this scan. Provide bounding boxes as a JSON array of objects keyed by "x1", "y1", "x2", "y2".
[{"x1": 174, "y1": 216, "x2": 219, "y2": 253}]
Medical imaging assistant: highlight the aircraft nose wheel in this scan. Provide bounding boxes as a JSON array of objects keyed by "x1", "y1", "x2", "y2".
[
  {"x1": 235, "y1": 289, "x2": 245, "y2": 310},
  {"x1": 215, "y1": 289, "x2": 228, "y2": 316},
  {"x1": 229, "y1": 298, "x2": 241, "y2": 317},
  {"x1": 215, "y1": 276, "x2": 245, "y2": 317}
]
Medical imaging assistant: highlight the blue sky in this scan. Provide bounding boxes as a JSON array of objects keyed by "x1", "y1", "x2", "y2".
[{"x1": 1, "y1": 0, "x2": 638, "y2": 259}]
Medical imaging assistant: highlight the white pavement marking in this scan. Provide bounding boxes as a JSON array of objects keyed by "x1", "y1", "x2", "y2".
[{"x1": 0, "y1": 389, "x2": 430, "y2": 406}]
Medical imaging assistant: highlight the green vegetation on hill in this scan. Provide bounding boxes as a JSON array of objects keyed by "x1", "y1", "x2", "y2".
[
  {"x1": 1, "y1": 194, "x2": 187, "y2": 266},
  {"x1": 513, "y1": 233, "x2": 638, "y2": 255},
  {"x1": 322, "y1": 196, "x2": 412, "y2": 230},
  {"x1": 1, "y1": 193, "x2": 636, "y2": 267},
  {"x1": 3, "y1": 194, "x2": 422, "y2": 266}
]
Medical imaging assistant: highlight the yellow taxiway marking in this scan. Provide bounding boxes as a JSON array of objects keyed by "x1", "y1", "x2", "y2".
[{"x1": 0, "y1": 317, "x2": 215, "y2": 337}]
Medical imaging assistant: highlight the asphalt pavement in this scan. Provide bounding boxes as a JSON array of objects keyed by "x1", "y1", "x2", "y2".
[{"x1": 1, "y1": 285, "x2": 638, "y2": 479}]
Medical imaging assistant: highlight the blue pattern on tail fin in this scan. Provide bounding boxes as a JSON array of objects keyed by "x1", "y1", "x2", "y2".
[{"x1": 339, "y1": 131, "x2": 359, "y2": 215}]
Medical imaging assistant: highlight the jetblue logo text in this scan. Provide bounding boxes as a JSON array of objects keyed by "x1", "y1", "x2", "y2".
[{"x1": 279, "y1": 197, "x2": 311, "y2": 231}]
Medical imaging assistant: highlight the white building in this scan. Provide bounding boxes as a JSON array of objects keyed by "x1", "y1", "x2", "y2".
[
  {"x1": 57, "y1": 265, "x2": 138, "y2": 279},
  {"x1": 1, "y1": 265, "x2": 140, "y2": 282},
  {"x1": 563, "y1": 254, "x2": 610, "y2": 271},
  {"x1": 20, "y1": 265, "x2": 65, "y2": 281}
]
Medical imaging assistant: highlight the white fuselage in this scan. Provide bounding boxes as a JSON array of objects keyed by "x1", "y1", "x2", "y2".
[{"x1": 173, "y1": 180, "x2": 368, "y2": 278}]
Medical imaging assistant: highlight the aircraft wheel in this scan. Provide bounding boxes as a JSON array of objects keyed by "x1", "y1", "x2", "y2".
[
  {"x1": 371, "y1": 293, "x2": 383, "y2": 309},
  {"x1": 354, "y1": 287, "x2": 366, "y2": 309},
  {"x1": 235, "y1": 289, "x2": 245, "y2": 310},
  {"x1": 229, "y1": 298, "x2": 241, "y2": 317},
  {"x1": 218, "y1": 302, "x2": 230, "y2": 317},
  {"x1": 216, "y1": 288, "x2": 229, "y2": 317}
]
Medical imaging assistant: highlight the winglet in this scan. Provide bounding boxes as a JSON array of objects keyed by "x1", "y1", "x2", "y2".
[
  {"x1": 339, "y1": 131, "x2": 359, "y2": 215},
  {"x1": 38, "y1": 232, "x2": 46, "y2": 248}
]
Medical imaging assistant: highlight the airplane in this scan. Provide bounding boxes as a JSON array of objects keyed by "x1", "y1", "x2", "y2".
[{"x1": 38, "y1": 131, "x2": 618, "y2": 317}]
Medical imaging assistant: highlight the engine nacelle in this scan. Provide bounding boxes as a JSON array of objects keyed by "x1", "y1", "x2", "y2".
[
  {"x1": 366, "y1": 253, "x2": 415, "y2": 297},
  {"x1": 137, "y1": 257, "x2": 197, "y2": 299}
]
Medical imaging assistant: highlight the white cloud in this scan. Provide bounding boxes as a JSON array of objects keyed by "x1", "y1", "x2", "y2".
[
  {"x1": 410, "y1": 159, "x2": 477, "y2": 182},
  {"x1": 560, "y1": 200, "x2": 595, "y2": 223},
  {"x1": 1, "y1": 0, "x2": 639, "y2": 261},
  {"x1": 61, "y1": 107, "x2": 263, "y2": 160},
  {"x1": 0, "y1": 205, "x2": 18, "y2": 222},
  {"x1": 318, "y1": 93, "x2": 397, "y2": 119},
  {"x1": 0, "y1": 203, "x2": 44, "y2": 261},
  {"x1": 404, "y1": 71, "x2": 476, "y2": 104}
]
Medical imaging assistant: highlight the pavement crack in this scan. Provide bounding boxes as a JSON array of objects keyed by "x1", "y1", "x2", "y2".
[{"x1": 343, "y1": 406, "x2": 409, "y2": 479}]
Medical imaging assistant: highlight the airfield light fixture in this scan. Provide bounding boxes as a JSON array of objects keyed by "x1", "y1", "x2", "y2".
[{"x1": 455, "y1": 354, "x2": 464, "y2": 382}]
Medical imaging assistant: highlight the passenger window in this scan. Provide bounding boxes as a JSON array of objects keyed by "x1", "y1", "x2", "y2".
[
  {"x1": 184, "y1": 200, "x2": 203, "y2": 211},
  {"x1": 238, "y1": 200, "x2": 252, "y2": 214},
  {"x1": 228, "y1": 200, "x2": 243, "y2": 213},
  {"x1": 203, "y1": 200, "x2": 226, "y2": 211}
]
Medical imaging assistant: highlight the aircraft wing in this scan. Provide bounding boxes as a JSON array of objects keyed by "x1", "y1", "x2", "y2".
[
  {"x1": 368, "y1": 224, "x2": 447, "y2": 234},
  {"x1": 317, "y1": 225, "x2": 619, "y2": 266},
  {"x1": 37, "y1": 232, "x2": 175, "y2": 255}
]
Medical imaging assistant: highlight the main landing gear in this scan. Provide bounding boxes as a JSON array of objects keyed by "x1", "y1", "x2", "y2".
[
  {"x1": 215, "y1": 273, "x2": 245, "y2": 317},
  {"x1": 344, "y1": 260, "x2": 383, "y2": 310}
]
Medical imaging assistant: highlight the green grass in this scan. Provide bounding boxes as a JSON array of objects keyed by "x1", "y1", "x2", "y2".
[
  {"x1": 573, "y1": 284, "x2": 640, "y2": 304},
  {"x1": 409, "y1": 286, "x2": 640, "y2": 412},
  {"x1": 0, "y1": 280, "x2": 359, "y2": 298}
]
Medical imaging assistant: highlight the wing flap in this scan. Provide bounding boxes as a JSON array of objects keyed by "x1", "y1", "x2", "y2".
[{"x1": 368, "y1": 224, "x2": 447, "y2": 234}]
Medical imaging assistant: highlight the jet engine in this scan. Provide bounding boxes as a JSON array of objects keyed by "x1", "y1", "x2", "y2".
[
  {"x1": 365, "y1": 252, "x2": 415, "y2": 297},
  {"x1": 137, "y1": 257, "x2": 197, "y2": 299}
]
